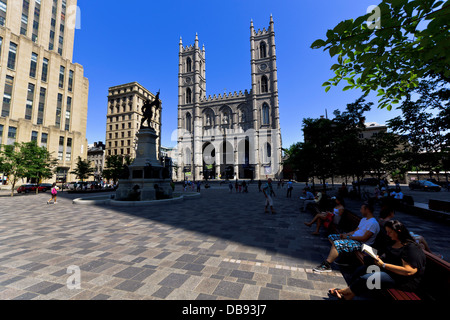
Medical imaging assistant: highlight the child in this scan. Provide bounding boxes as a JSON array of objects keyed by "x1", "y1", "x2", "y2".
[{"x1": 47, "y1": 183, "x2": 59, "y2": 204}]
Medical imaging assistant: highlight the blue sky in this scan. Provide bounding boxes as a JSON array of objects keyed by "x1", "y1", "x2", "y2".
[{"x1": 74, "y1": 0, "x2": 401, "y2": 149}]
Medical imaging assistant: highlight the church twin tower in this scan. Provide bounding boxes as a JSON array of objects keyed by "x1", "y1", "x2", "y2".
[{"x1": 177, "y1": 16, "x2": 282, "y2": 181}]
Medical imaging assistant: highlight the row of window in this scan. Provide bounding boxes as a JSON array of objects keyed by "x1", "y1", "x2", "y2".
[
  {"x1": 0, "y1": 37, "x2": 74, "y2": 90},
  {"x1": 184, "y1": 103, "x2": 271, "y2": 131},
  {"x1": 108, "y1": 139, "x2": 133, "y2": 148},
  {"x1": 0, "y1": 125, "x2": 73, "y2": 161},
  {"x1": 107, "y1": 148, "x2": 132, "y2": 157},
  {"x1": 1, "y1": 74, "x2": 73, "y2": 131},
  {"x1": 0, "y1": 0, "x2": 65, "y2": 55}
]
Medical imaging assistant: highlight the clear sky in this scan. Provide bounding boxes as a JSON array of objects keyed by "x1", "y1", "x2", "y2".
[{"x1": 74, "y1": 0, "x2": 401, "y2": 149}]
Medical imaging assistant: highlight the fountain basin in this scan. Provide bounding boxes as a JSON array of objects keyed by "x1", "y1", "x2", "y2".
[{"x1": 72, "y1": 192, "x2": 201, "y2": 206}]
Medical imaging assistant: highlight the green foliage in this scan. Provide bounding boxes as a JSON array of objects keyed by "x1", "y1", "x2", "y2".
[
  {"x1": 102, "y1": 155, "x2": 130, "y2": 184},
  {"x1": 311, "y1": 0, "x2": 450, "y2": 110},
  {"x1": 70, "y1": 156, "x2": 95, "y2": 182},
  {"x1": 0, "y1": 141, "x2": 58, "y2": 196},
  {"x1": 387, "y1": 80, "x2": 449, "y2": 177}
]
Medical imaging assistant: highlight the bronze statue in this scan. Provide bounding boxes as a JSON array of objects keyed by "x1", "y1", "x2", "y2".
[{"x1": 140, "y1": 90, "x2": 161, "y2": 129}]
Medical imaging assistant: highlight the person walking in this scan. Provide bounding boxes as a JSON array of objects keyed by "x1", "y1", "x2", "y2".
[
  {"x1": 286, "y1": 179, "x2": 293, "y2": 198},
  {"x1": 47, "y1": 183, "x2": 59, "y2": 204},
  {"x1": 229, "y1": 181, "x2": 233, "y2": 193},
  {"x1": 263, "y1": 178, "x2": 276, "y2": 214}
]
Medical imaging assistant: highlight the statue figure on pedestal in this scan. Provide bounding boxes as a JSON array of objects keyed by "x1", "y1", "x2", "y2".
[{"x1": 141, "y1": 90, "x2": 161, "y2": 129}]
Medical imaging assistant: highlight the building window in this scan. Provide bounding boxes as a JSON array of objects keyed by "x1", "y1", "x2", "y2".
[
  {"x1": 68, "y1": 70, "x2": 74, "y2": 91},
  {"x1": 261, "y1": 76, "x2": 268, "y2": 93},
  {"x1": 32, "y1": 0, "x2": 40, "y2": 42},
  {"x1": 49, "y1": 0, "x2": 57, "y2": 51},
  {"x1": 66, "y1": 137, "x2": 72, "y2": 161},
  {"x1": 65, "y1": 96, "x2": 71, "y2": 131},
  {"x1": 41, "y1": 132, "x2": 48, "y2": 148},
  {"x1": 186, "y1": 112, "x2": 192, "y2": 132},
  {"x1": 20, "y1": 0, "x2": 30, "y2": 36},
  {"x1": 41, "y1": 58, "x2": 49, "y2": 82},
  {"x1": 1, "y1": 75, "x2": 13, "y2": 117},
  {"x1": 186, "y1": 88, "x2": 192, "y2": 104},
  {"x1": 31, "y1": 131, "x2": 38, "y2": 142},
  {"x1": 186, "y1": 57, "x2": 192, "y2": 72},
  {"x1": 29, "y1": 52, "x2": 38, "y2": 78},
  {"x1": 260, "y1": 41, "x2": 267, "y2": 58},
  {"x1": 37, "y1": 87, "x2": 46, "y2": 125},
  {"x1": 0, "y1": 0, "x2": 7, "y2": 26},
  {"x1": 0, "y1": 124, "x2": 3, "y2": 145},
  {"x1": 55, "y1": 93, "x2": 62, "y2": 127},
  {"x1": 58, "y1": 0, "x2": 66, "y2": 55},
  {"x1": 0, "y1": 37, "x2": 2, "y2": 58},
  {"x1": 262, "y1": 103, "x2": 269, "y2": 125},
  {"x1": 25, "y1": 83, "x2": 35, "y2": 120},
  {"x1": 7, "y1": 126, "x2": 16, "y2": 145},
  {"x1": 58, "y1": 136, "x2": 64, "y2": 160},
  {"x1": 59, "y1": 66, "x2": 65, "y2": 88},
  {"x1": 7, "y1": 42, "x2": 17, "y2": 70}
]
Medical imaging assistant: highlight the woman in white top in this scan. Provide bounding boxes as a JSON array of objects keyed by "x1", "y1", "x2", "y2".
[{"x1": 304, "y1": 197, "x2": 345, "y2": 235}]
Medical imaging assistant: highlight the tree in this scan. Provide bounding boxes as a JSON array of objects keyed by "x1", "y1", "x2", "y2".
[
  {"x1": 302, "y1": 117, "x2": 335, "y2": 188},
  {"x1": 0, "y1": 141, "x2": 57, "y2": 197},
  {"x1": 102, "y1": 155, "x2": 128, "y2": 185},
  {"x1": 311, "y1": 0, "x2": 450, "y2": 110},
  {"x1": 387, "y1": 80, "x2": 449, "y2": 179},
  {"x1": 283, "y1": 142, "x2": 316, "y2": 182},
  {"x1": 21, "y1": 141, "x2": 58, "y2": 194},
  {"x1": 70, "y1": 156, "x2": 95, "y2": 182}
]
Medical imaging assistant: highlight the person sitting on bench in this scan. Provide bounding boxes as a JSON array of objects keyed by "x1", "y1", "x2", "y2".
[
  {"x1": 304, "y1": 197, "x2": 345, "y2": 235},
  {"x1": 328, "y1": 220, "x2": 426, "y2": 300},
  {"x1": 313, "y1": 203, "x2": 380, "y2": 273}
]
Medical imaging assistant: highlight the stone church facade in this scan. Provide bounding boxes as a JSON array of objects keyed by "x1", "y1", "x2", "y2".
[{"x1": 177, "y1": 16, "x2": 282, "y2": 181}]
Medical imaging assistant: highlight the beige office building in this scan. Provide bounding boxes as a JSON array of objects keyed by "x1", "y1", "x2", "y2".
[
  {"x1": 0, "y1": 0, "x2": 89, "y2": 184},
  {"x1": 106, "y1": 82, "x2": 161, "y2": 161}
]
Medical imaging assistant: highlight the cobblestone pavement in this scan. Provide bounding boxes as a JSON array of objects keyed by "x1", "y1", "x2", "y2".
[
  {"x1": 0, "y1": 183, "x2": 448, "y2": 300},
  {"x1": 0, "y1": 184, "x2": 349, "y2": 300}
]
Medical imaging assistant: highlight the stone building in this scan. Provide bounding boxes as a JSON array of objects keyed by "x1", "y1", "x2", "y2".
[
  {"x1": 177, "y1": 16, "x2": 283, "y2": 181},
  {"x1": 105, "y1": 82, "x2": 161, "y2": 161},
  {"x1": 0, "y1": 0, "x2": 89, "y2": 183},
  {"x1": 87, "y1": 141, "x2": 105, "y2": 181}
]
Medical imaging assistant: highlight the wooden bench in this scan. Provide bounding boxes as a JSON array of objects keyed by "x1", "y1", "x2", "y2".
[
  {"x1": 327, "y1": 209, "x2": 361, "y2": 235},
  {"x1": 429, "y1": 199, "x2": 450, "y2": 213}
]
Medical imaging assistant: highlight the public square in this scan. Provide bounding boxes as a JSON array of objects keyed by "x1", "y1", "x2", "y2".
[{"x1": 0, "y1": 182, "x2": 448, "y2": 300}]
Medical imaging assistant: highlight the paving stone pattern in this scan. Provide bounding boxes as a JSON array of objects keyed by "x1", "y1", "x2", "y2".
[{"x1": 0, "y1": 183, "x2": 448, "y2": 300}]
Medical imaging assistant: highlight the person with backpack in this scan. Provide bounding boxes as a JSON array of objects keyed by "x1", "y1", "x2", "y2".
[{"x1": 47, "y1": 183, "x2": 59, "y2": 204}]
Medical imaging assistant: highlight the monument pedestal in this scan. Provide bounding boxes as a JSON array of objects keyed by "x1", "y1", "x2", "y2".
[{"x1": 115, "y1": 127, "x2": 172, "y2": 201}]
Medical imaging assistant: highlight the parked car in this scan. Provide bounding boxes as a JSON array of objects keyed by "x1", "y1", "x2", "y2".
[
  {"x1": 17, "y1": 184, "x2": 46, "y2": 193},
  {"x1": 426, "y1": 179, "x2": 448, "y2": 187},
  {"x1": 38, "y1": 183, "x2": 53, "y2": 192},
  {"x1": 409, "y1": 180, "x2": 441, "y2": 192},
  {"x1": 352, "y1": 178, "x2": 380, "y2": 186}
]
